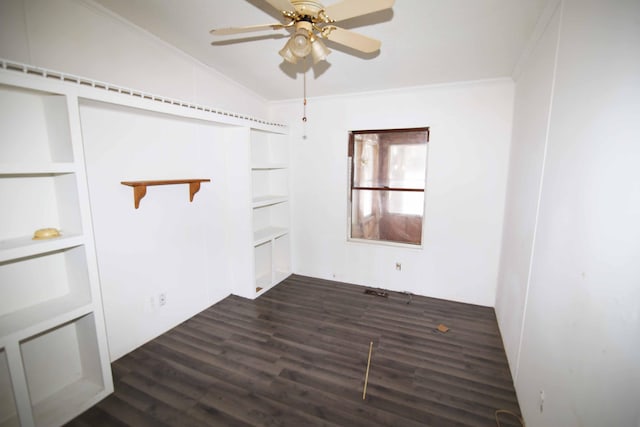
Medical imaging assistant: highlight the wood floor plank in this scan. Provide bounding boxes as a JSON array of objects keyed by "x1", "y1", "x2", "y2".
[
  {"x1": 186, "y1": 402, "x2": 257, "y2": 427},
  {"x1": 68, "y1": 274, "x2": 522, "y2": 426},
  {"x1": 95, "y1": 395, "x2": 171, "y2": 427}
]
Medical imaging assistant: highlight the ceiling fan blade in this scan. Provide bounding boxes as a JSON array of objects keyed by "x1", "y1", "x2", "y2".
[
  {"x1": 324, "y1": 27, "x2": 381, "y2": 53},
  {"x1": 264, "y1": 0, "x2": 296, "y2": 14},
  {"x1": 324, "y1": 0, "x2": 395, "y2": 22},
  {"x1": 210, "y1": 23, "x2": 287, "y2": 36}
]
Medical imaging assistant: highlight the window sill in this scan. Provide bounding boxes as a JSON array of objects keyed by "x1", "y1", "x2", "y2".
[{"x1": 347, "y1": 237, "x2": 423, "y2": 250}]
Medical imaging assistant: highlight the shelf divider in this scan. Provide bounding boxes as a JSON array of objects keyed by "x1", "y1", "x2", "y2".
[
  {"x1": 251, "y1": 195, "x2": 287, "y2": 209},
  {"x1": 253, "y1": 227, "x2": 288, "y2": 246},
  {"x1": 120, "y1": 179, "x2": 210, "y2": 209}
]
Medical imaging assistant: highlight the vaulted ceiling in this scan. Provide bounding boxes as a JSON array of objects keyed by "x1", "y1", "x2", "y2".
[{"x1": 93, "y1": 0, "x2": 549, "y2": 101}]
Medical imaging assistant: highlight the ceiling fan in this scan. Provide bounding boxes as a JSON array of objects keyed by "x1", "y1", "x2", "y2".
[{"x1": 210, "y1": 0, "x2": 395, "y2": 65}]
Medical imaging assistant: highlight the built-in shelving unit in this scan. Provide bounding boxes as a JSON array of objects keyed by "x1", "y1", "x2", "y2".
[
  {"x1": 0, "y1": 72, "x2": 112, "y2": 426},
  {"x1": 249, "y1": 129, "x2": 291, "y2": 297},
  {"x1": 0, "y1": 58, "x2": 291, "y2": 425}
]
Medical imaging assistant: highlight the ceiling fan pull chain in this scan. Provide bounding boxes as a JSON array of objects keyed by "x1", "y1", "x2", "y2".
[{"x1": 302, "y1": 66, "x2": 308, "y2": 123}]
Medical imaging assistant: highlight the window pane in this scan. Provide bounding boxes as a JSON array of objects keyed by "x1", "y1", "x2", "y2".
[
  {"x1": 352, "y1": 134, "x2": 380, "y2": 188},
  {"x1": 351, "y1": 189, "x2": 424, "y2": 245},
  {"x1": 352, "y1": 131, "x2": 427, "y2": 189},
  {"x1": 387, "y1": 144, "x2": 427, "y2": 189},
  {"x1": 387, "y1": 190, "x2": 424, "y2": 216}
]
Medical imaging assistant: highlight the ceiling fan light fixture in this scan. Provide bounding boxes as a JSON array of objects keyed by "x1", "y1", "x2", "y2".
[
  {"x1": 279, "y1": 40, "x2": 298, "y2": 64},
  {"x1": 289, "y1": 28, "x2": 312, "y2": 58},
  {"x1": 310, "y1": 38, "x2": 331, "y2": 64}
]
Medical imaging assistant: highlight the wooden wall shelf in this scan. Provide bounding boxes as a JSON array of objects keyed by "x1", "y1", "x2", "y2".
[{"x1": 121, "y1": 179, "x2": 210, "y2": 209}]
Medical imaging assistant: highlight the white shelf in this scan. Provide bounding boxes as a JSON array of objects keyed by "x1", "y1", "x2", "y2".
[
  {"x1": 0, "y1": 297, "x2": 92, "y2": 345},
  {"x1": 0, "y1": 234, "x2": 84, "y2": 263},
  {"x1": 251, "y1": 163, "x2": 287, "y2": 170},
  {"x1": 253, "y1": 227, "x2": 288, "y2": 246},
  {"x1": 252, "y1": 195, "x2": 288, "y2": 208},
  {"x1": 0, "y1": 163, "x2": 75, "y2": 175}
]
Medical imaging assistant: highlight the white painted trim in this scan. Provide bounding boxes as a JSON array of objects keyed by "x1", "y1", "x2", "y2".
[
  {"x1": 512, "y1": 0, "x2": 562, "y2": 82},
  {"x1": 269, "y1": 77, "x2": 515, "y2": 105},
  {"x1": 514, "y1": 0, "x2": 564, "y2": 382},
  {"x1": 0, "y1": 58, "x2": 287, "y2": 131}
]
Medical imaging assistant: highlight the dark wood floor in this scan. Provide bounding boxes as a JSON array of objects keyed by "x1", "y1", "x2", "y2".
[{"x1": 67, "y1": 275, "x2": 522, "y2": 427}]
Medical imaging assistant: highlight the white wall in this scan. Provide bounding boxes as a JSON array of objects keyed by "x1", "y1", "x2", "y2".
[
  {"x1": 0, "y1": 0, "x2": 267, "y2": 117},
  {"x1": 79, "y1": 101, "x2": 244, "y2": 360},
  {"x1": 496, "y1": 1, "x2": 640, "y2": 425},
  {"x1": 270, "y1": 80, "x2": 514, "y2": 306}
]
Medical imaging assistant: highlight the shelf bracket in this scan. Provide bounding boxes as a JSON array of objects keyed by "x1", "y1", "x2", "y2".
[
  {"x1": 132, "y1": 185, "x2": 147, "y2": 209},
  {"x1": 121, "y1": 179, "x2": 211, "y2": 209},
  {"x1": 189, "y1": 181, "x2": 202, "y2": 202}
]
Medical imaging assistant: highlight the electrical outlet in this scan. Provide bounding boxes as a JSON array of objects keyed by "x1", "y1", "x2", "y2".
[
  {"x1": 539, "y1": 389, "x2": 545, "y2": 413},
  {"x1": 159, "y1": 293, "x2": 167, "y2": 307},
  {"x1": 395, "y1": 262, "x2": 402, "y2": 271}
]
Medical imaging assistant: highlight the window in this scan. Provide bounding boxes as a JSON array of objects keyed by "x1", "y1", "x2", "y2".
[{"x1": 348, "y1": 128, "x2": 429, "y2": 245}]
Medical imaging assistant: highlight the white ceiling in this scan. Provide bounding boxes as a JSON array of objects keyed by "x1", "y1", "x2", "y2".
[{"x1": 93, "y1": 0, "x2": 549, "y2": 101}]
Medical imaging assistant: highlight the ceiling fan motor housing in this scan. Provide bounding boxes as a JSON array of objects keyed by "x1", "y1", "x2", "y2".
[{"x1": 290, "y1": 0, "x2": 326, "y2": 20}]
